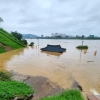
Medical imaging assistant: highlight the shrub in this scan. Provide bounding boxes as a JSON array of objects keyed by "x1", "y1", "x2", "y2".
[
  {"x1": 0, "y1": 80, "x2": 34, "y2": 99},
  {"x1": 40, "y1": 89, "x2": 84, "y2": 100},
  {"x1": 29, "y1": 42, "x2": 34, "y2": 46},
  {"x1": 76, "y1": 45, "x2": 88, "y2": 49},
  {"x1": 19, "y1": 39, "x2": 28, "y2": 45},
  {"x1": 21, "y1": 39, "x2": 28, "y2": 45},
  {"x1": 0, "y1": 71, "x2": 34, "y2": 99},
  {"x1": 0, "y1": 71, "x2": 11, "y2": 81}
]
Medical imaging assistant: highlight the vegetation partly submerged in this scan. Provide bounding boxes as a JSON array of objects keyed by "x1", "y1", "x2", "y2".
[
  {"x1": 40, "y1": 89, "x2": 84, "y2": 100},
  {"x1": 29, "y1": 42, "x2": 34, "y2": 46},
  {"x1": 0, "y1": 80, "x2": 34, "y2": 99},
  {"x1": 0, "y1": 71, "x2": 11, "y2": 81},
  {"x1": 76, "y1": 45, "x2": 88, "y2": 49},
  {"x1": 0, "y1": 71, "x2": 34, "y2": 100}
]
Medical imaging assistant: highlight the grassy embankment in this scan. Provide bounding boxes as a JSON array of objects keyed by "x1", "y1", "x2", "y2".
[
  {"x1": 0, "y1": 71, "x2": 34, "y2": 100},
  {"x1": 40, "y1": 89, "x2": 84, "y2": 100},
  {"x1": 0, "y1": 46, "x2": 6, "y2": 53},
  {"x1": 0, "y1": 28, "x2": 25, "y2": 53}
]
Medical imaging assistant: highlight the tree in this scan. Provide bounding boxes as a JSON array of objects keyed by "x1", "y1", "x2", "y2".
[
  {"x1": 29, "y1": 42, "x2": 34, "y2": 46},
  {"x1": 11, "y1": 31, "x2": 22, "y2": 40},
  {"x1": 0, "y1": 17, "x2": 3, "y2": 25},
  {"x1": 21, "y1": 39, "x2": 28, "y2": 45}
]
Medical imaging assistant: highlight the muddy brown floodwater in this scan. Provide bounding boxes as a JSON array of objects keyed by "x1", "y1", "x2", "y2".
[{"x1": 0, "y1": 39, "x2": 100, "y2": 96}]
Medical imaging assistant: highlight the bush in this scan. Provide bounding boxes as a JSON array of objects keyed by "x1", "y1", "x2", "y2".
[
  {"x1": 40, "y1": 89, "x2": 84, "y2": 100},
  {"x1": 21, "y1": 39, "x2": 28, "y2": 45},
  {"x1": 0, "y1": 71, "x2": 34, "y2": 99},
  {"x1": 29, "y1": 42, "x2": 34, "y2": 46},
  {"x1": 19, "y1": 39, "x2": 28, "y2": 45},
  {"x1": 0, "y1": 80, "x2": 34, "y2": 99},
  {"x1": 76, "y1": 45, "x2": 88, "y2": 49},
  {"x1": 0, "y1": 71, "x2": 11, "y2": 81}
]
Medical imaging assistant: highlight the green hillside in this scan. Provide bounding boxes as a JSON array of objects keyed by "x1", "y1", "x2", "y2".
[{"x1": 0, "y1": 28, "x2": 25, "y2": 53}]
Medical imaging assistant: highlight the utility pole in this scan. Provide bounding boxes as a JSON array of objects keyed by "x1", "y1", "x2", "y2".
[
  {"x1": 38, "y1": 37, "x2": 39, "y2": 46},
  {"x1": 82, "y1": 41, "x2": 84, "y2": 46},
  {"x1": 37, "y1": 37, "x2": 39, "y2": 46}
]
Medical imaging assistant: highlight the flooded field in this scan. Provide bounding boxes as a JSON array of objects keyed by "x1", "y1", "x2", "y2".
[{"x1": 0, "y1": 39, "x2": 100, "y2": 95}]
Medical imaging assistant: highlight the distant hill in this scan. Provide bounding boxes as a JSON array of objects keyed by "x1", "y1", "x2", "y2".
[{"x1": 22, "y1": 34, "x2": 39, "y2": 39}]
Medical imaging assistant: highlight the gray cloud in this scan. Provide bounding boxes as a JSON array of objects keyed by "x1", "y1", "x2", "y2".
[{"x1": 0, "y1": 0, "x2": 100, "y2": 36}]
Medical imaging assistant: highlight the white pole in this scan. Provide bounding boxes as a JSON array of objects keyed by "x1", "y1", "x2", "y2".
[{"x1": 38, "y1": 37, "x2": 39, "y2": 46}]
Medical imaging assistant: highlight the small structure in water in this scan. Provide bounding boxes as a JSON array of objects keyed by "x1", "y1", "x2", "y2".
[{"x1": 41, "y1": 45, "x2": 66, "y2": 53}]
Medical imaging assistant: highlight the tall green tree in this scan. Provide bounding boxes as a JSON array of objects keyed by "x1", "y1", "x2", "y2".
[
  {"x1": 11, "y1": 31, "x2": 22, "y2": 40},
  {"x1": 0, "y1": 17, "x2": 3, "y2": 25}
]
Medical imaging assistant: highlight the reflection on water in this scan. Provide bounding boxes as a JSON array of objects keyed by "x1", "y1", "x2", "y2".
[
  {"x1": 84, "y1": 49, "x2": 87, "y2": 54},
  {"x1": 78, "y1": 49, "x2": 88, "y2": 62},
  {"x1": 0, "y1": 39, "x2": 100, "y2": 95},
  {"x1": 94, "y1": 51, "x2": 97, "y2": 56},
  {"x1": 41, "y1": 51, "x2": 63, "y2": 57}
]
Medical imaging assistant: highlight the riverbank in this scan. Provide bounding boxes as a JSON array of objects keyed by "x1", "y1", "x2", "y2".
[
  {"x1": 10, "y1": 70, "x2": 63, "y2": 100},
  {"x1": 0, "y1": 28, "x2": 25, "y2": 54},
  {"x1": 1, "y1": 70, "x2": 100, "y2": 100},
  {"x1": 10, "y1": 71, "x2": 100, "y2": 100},
  {"x1": 0, "y1": 70, "x2": 84, "y2": 100},
  {"x1": 10, "y1": 70, "x2": 95, "y2": 100}
]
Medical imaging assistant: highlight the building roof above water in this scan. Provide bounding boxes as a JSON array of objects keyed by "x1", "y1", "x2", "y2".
[{"x1": 40, "y1": 45, "x2": 66, "y2": 53}]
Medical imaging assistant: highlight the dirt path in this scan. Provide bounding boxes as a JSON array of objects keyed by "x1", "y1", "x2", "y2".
[
  {"x1": 0, "y1": 42, "x2": 12, "y2": 51},
  {"x1": 25, "y1": 76, "x2": 64, "y2": 100}
]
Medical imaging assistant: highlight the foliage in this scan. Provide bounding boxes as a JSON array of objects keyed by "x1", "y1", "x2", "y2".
[
  {"x1": 0, "y1": 46, "x2": 6, "y2": 53},
  {"x1": 0, "y1": 71, "x2": 34, "y2": 99},
  {"x1": 0, "y1": 80, "x2": 34, "y2": 99},
  {"x1": 0, "y1": 71, "x2": 11, "y2": 81},
  {"x1": 40, "y1": 89, "x2": 84, "y2": 100},
  {"x1": 29, "y1": 42, "x2": 34, "y2": 46},
  {"x1": 76, "y1": 45, "x2": 88, "y2": 49},
  {"x1": 0, "y1": 29, "x2": 24, "y2": 50},
  {"x1": 21, "y1": 39, "x2": 28, "y2": 45},
  {"x1": 11, "y1": 31, "x2": 22, "y2": 40}
]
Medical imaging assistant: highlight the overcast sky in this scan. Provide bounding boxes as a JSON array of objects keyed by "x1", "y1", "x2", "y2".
[{"x1": 0, "y1": 0, "x2": 100, "y2": 36}]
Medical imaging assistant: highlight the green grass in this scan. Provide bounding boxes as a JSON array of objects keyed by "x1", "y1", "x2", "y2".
[
  {"x1": 0, "y1": 71, "x2": 34, "y2": 99},
  {"x1": 0, "y1": 28, "x2": 25, "y2": 46},
  {"x1": 0, "y1": 29, "x2": 25, "y2": 50},
  {"x1": 0, "y1": 80, "x2": 34, "y2": 99},
  {"x1": 0, "y1": 46, "x2": 6, "y2": 53},
  {"x1": 76, "y1": 45, "x2": 88, "y2": 49},
  {"x1": 40, "y1": 89, "x2": 84, "y2": 100}
]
